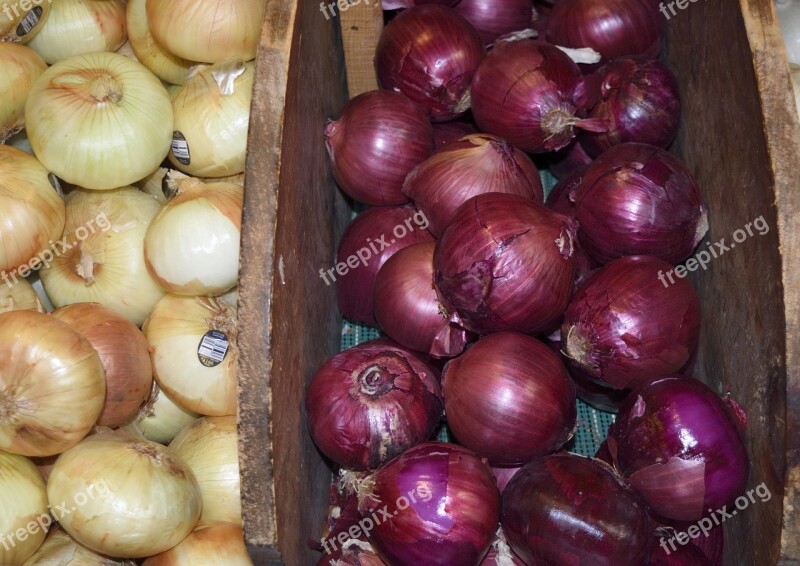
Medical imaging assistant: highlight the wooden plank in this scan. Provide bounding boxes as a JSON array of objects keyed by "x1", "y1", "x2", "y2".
[{"x1": 339, "y1": 0, "x2": 383, "y2": 96}]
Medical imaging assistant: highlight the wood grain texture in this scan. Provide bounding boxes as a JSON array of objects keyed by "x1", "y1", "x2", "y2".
[
  {"x1": 339, "y1": 0, "x2": 383, "y2": 96},
  {"x1": 238, "y1": 1, "x2": 348, "y2": 563},
  {"x1": 665, "y1": 0, "x2": 800, "y2": 563}
]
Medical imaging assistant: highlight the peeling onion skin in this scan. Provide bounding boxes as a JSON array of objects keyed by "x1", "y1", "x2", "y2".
[
  {"x1": 608, "y1": 376, "x2": 750, "y2": 522},
  {"x1": 305, "y1": 339, "x2": 443, "y2": 471},
  {"x1": 560, "y1": 255, "x2": 701, "y2": 390},
  {"x1": 501, "y1": 453, "x2": 652, "y2": 566}
]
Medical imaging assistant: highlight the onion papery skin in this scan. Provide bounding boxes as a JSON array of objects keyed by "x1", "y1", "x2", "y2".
[
  {"x1": 0, "y1": 310, "x2": 105, "y2": 457},
  {"x1": 0, "y1": 146, "x2": 65, "y2": 275},
  {"x1": 649, "y1": 538, "x2": 713, "y2": 565},
  {"x1": 47, "y1": 431, "x2": 202, "y2": 559},
  {"x1": 143, "y1": 294, "x2": 238, "y2": 417},
  {"x1": 26, "y1": 0, "x2": 126, "y2": 64},
  {"x1": 402, "y1": 133, "x2": 543, "y2": 237},
  {"x1": 546, "y1": 0, "x2": 664, "y2": 66},
  {"x1": 141, "y1": 522, "x2": 252, "y2": 566},
  {"x1": 129, "y1": 382, "x2": 201, "y2": 445},
  {"x1": 0, "y1": 450, "x2": 48, "y2": 565},
  {"x1": 21, "y1": 525, "x2": 138, "y2": 566},
  {"x1": 0, "y1": 1, "x2": 50, "y2": 43},
  {"x1": 374, "y1": 242, "x2": 472, "y2": 358},
  {"x1": 52, "y1": 303, "x2": 152, "y2": 428},
  {"x1": 454, "y1": 0, "x2": 535, "y2": 44},
  {"x1": 560, "y1": 255, "x2": 701, "y2": 390},
  {"x1": 547, "y1": 138, "x2": 594, "y2": 179},
  {"x1": 609, "y1": 376, "x2": 750, "y2": 522},
  {"x1": 502, "y1": 453, "x2": 652, "y2": 566},
  {"x1": 375, "y1": 5, "x2": 485, "y2": 122},
  {"x1": 442, "y1": 332, "x2": 576, "y2": 465},
  {"x1": 0, "y1": 44, "x2": 47, "y2": 143},
  {"x1": 581, "y1": 57, "x2": 681, "y2": 157},
  {"x1": 491, "y1": 466, "x2": 521, "y2": 493},
  {"x1": 168, "y1": 60, "x2": 254, "y2": 177},
  {"x1": 25, "y1": 52, "x2": 174, "y2": 191},
  {"x1": 432, "y1": 120, "x2": 477, "y2": 148},
  {"x1": 0, "y1": 278, "x2": 45, "y2": 314},
  {"x1": 335, "y1": 205, "x2": 434, "y2": 325},
  {"x1": 480, "y1": 531, "x2": 526, "y2": 565},
  {"x1": 39, "y1": 187, "x2": 165, "y2": 327},
  {"x1": 434, "y1": 193, "x2": 577, "y2": 335},
  {"x1": 147, "y1": 0, "x2": 265, "y2": 64},
  {"x1": 471, "y1": 40, "x2": 596, "y2": 153},
  {"x1": 168, "y1": 416, "x2": 241, "y2": 526},
  {"x1": 572, "y1": 143, "x2": 708, "y2": 265},
  {"x1": 315, "y1": 540, "x2": 386, "y2": 566},
  {"x1": 363, "y1": 442, "x2": 500, "y2": 566},
  {"x1": 325, "y1": 90, "x2": 434, "y2": 206},
  {"x1": 652, "y1": 514, "x2": 723, "y2": 566},
  {"x1": 305, "y1": 339, "x2": 442, "y2": 470}
]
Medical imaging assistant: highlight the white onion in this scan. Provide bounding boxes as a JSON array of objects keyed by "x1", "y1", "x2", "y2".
[
  {"x1": 144, "y1": 176, "x2": 242, "y2": 296},
  {"x1": 127, "y1": 382, "x2": 200, "y2": 445},
  {"x1": 0, "y1": 278, "x2": 45, "y2": 314},
  {"x1": 22, "y1": 525, "x2": 137, "y2": 566},
  {"x1": 147, "y1": 0, "x2": 266, "y2": 64},
  {"x1": 47, "y1": 429, "x2": 202, "y2": 559},
  {"x1": 168, "y1": 60, "x2": 254, "y2": 177},
  {"x1": 143, "y1": 294, "x2": 238, "y2": 416},
  {"x1": 0, "y1": 450, "x2": 49, "y2": 565},
  {"x1": 0, "y1": 310, "x2": 105, "y2": 457},
  {"x1": 169, "y1": 416, "x2": 241, "y2": 526},
  {"x1": 27, "y1": 0, "x2": 126, "y2": 64},
  {"x1": 0, "y1": 1, "x2": 50, "y2": 43},
  {"x1": 25, "y1": 52, "x2": 174, "y2": 191},
  {"x1": 0, "y1": 44, "x2": 46, "y2": 143},
  {"x1": 40, "y1": 187, "x2": 166, "y2": 326},
  {"x1": 142, "y1": 522, "x2": 253, "y2": 566}
]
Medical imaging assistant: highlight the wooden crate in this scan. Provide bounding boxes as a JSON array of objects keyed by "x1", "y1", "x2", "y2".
[{"x1": 236, "y1": 0, "x2": 800, "y2": 564}]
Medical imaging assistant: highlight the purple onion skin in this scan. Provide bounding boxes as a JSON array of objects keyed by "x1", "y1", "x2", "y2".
[
  {"x1": 547, "y1": 138, "x2": 594, "y2": 179},
  {"x1": 471, "y1": 40, "x2": 595, "y2": 153},
  {"x1": 594, "y1": 440, "x2": 613, "y2": 465},
  {"x1": 442, "y1": 332, "x2": 577, "y2": 466},
  {"x1": 480, "y1": 534, "x2": 526, "y2": 565},
  {"x1": 502, "y1": 453, "x2": 652, "y2": 566},
  {"x1": 325, "y1": 90, "x2": 434, "y2": 206},
  {"x1": 373, "y1": 242, "x2": 473, "y2": 358},
  {"x1": 335, "y1": 205, "x2": 434, "y2": 326},
  {"x1": 453, "y1": 0, "x2": 535, "y2": 44},
  {"x1": 305, "y1": 339, "x2": 443, "y2": 470},
  {"x1": 649, "y1": 537, "x2": 713, "y2": 566},
  {"x1": 435, "y1": 193, "x2": 577, "y2": 335},
  {"x1": 653, "y1": 514, "x2": 724, "y2": 566},
  {"x1": 581, "y1": 57, "x2": 681, "y2": 157},
  {"x1": 491, "y1": 466, "x2": 521, "y2": 493},
  {"x1": 561, "y1": 255, "x2": 701, "y2": 390},
  {"x1": 365, "y1": 442, "x2": 500, "y2": 566},
  {"x1": 375, "y1": 5, "x2": 485, "y2": 122},
  {"x1": 572, "y1": 143, "x2": 709, "y2": 265},
  {"x1": 383, "y1": 0, "x2": 459, "y2": 9},
  {"x1": 432, "y1": 120, "x2": 477, "y2": 148},
  {"x1": 609, "y1": 376, "x2": 750, "y2": 522},
  {"x1": 403, "y1": 133, "x2": 544, "y2": 237},
  {"x1": 316, "y1": 543, "x2": 387, "y2": 566}
]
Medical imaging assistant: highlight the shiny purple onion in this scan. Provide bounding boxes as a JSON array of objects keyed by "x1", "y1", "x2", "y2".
[
  {"x1": 432, "y1": 120, "x2": 477, "y2": 148},
  {"x1": 453, "y1": 0, "x2": 535, "y2": 44}
]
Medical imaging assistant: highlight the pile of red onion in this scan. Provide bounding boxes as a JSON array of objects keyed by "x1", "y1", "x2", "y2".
[{"x1": 307, "y1": 3, "x2": 755, "y2": 564}]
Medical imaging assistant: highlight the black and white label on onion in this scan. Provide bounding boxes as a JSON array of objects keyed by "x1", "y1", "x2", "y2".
[
  {"x1": 171, "y1": 131, "x2": 191, "y2": 165},
  {"x1": 16, "y1": 7, "x2": 43, "y2": 37},
  {"x1": 198, "y1": 330, "x2": 229, "y2": 367}
]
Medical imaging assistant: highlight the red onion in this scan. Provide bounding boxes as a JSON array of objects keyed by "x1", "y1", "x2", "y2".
[
  {"x1": 383, "y1": 0, "x2": 459, "y2": 9},
  {"x1": 432, "y1": 120, "x2": 477, "y2": 148},
  {"x1": 581, "y1": 57, "x2": 681, "y2": 157},
  {"x1": 654, "y1": 515, "x2": 724, "y2": 566},
  {"x1": 317, "y1": 470, "x2": 366, "y2": 555},
  {"x1": 434, "y1": 193, "x2": 577, "y2": 334},
  {"x1": 375, "y1": 5, "x2": 485, "y2": 122},
  {"x1": 502, "y1": 453, "x2": 652, "y2": 565},
  {"x1": 650, "y1": 536, "x2": 713, "y2": 565},
  {"x1": 361, "y1": 442, "x2": 500, "y2": 565},
  {"x1": 471, "y1": 40, "x2": 605, "y2": 153},
  {"x1": 317, "y1": 541, "x2": 386, "y2": 566},
  {"x1": 453, "y1": 0, "x2": 535, "y2": 44},
  {"x1": 442, "y1": 332, "x2": 576, "y2": 465},
  {"x1": 594, "y1": 440, "x2": 613, "y2": 464},
  {"x1": 561, "y1": 256, "x2": 701, "y2": 390},
  {"x1": 324, "y1": 90, "x2": 434, "y2": 205},
  {"x1": 305, "y1": 339, "x2": 443, "y2": 470},
  {"x1": 480, "y1": 530, "x2": 526, "y2": 565},
  {"x1": 403, "y1": 133, "x2": 544, "y2": 237},
  {"x1": 491, "y1": 466, "x2": 521, "y2": 493},
  {"x1": 547, "y1": 138, "x2": 593, "y2": 179},
  {"x1": 373, "y1": 242, "x2": 472, "y2": 357},
  {"x1": 608, "y1": 376, "x2": 749, "y2": 522},
  {"x1": 334, "y1": 205, "x2": 434, "y2": 325},
  {"x1": 572, "y1": 143, "x2": 709, "y2": 265},
  {"x1": 546, "y1": 0, "x2": 664, "y2": 66},
  {"x1": 569, "y1": 362, "x2": 627, "y2": 412}
]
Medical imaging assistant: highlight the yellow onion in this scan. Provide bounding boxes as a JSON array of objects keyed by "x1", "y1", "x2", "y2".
[
  {"x1": 0, "y1": 278, "x2": 45, "y2": 314},
  {"x1": 127, "y1": 382, "x2": 200, "y2": 445},
  {"x1": 0, "y1": 310, "x2": 105, "y2": 457},
  {"x1": 0, "y1": 450, "x2": 48, "y2": 565},
  {"x1": 27, "y1": 0, "x2": 126, "y2": 64},
  {"x1": 126, "y1": 0, "x2": 196, "y2": 85},
  {"x1": 0, "y1": 0, "x2": 50, "y2": 43},
  {"x1": 0, "y1": 44, "x2": 46, "y2": 143},
  {"x1": 169, "y1": 416, "x2": 241, "y2": 526},
  {"x1": 168, "y1": 60, "x2": 254, "y2": 177},
  {"x1": 142, "y1": 522, "x2": 252, "y2": 566},
  {"x1": 52, "y1": 303, "x2": 153, "y2": 427},
  {"x1": 22, "y1": 525, "x2": 137, "y2": 566},
  {"x1": 47, "y1": 429, "x2": 202, "y2": 559},
  {"x1": 39, "y1": 187, "x2": 166, "y2": 326},
  {"x1": 0, "y1": 146, "x2": 66, "y2": 277},
  {"x1": 143, "y1": 294, "x2": 237, "y2": 416},
  {"x1": 144, "y1": 176, "x2": 242, "y2": 296},
  {"x1": 147, "y1": 0, "x2": 265, "y2": 64},
  {"x1": 25, "y1": 52, "x2": 174, "y2": 191}
]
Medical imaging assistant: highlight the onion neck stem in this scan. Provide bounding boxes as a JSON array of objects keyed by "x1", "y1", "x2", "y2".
[
  {"x1": 90, "y1": 75, "x2": 123, "y2": 104},
  {"x1": 75, "y1": 248, "x2": 96, "y2": 284},
  {"x1": 542, "y1": 109, "x2": 576, "y2": 140},
  {"x1": 359, "y1": 365, "x2": 393, "y2": 396}
]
